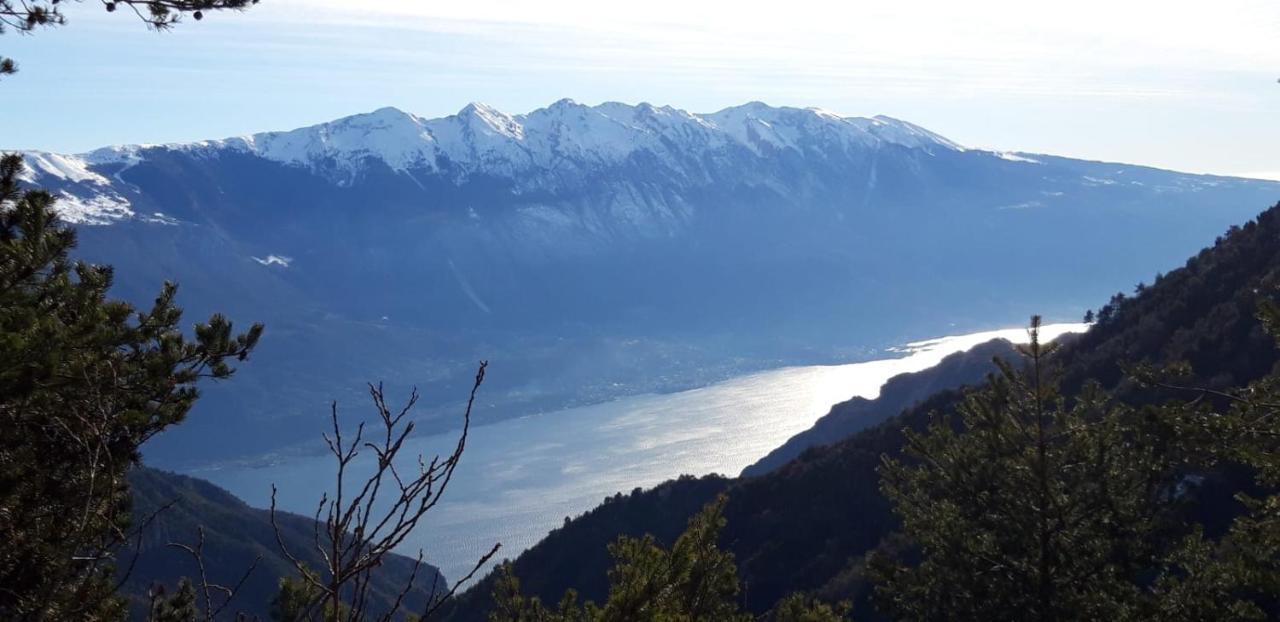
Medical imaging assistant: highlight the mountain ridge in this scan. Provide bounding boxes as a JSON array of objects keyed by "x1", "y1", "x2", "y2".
[
  {"x1": 19, "y1": 100, "x2": 1273, "y2": 229},
  {"x1": 20, "y1": 100, "x2": 978, "y2": 224},
  {"x1": 8, "y1": 99, "x2": 1277, "y2": 466}
]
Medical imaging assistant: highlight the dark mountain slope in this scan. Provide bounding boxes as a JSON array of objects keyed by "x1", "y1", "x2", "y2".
[
  {"x1": 741, "y1": 338, "x2": 1024, "y2": 477},
  {"x1": 440, "y1": 200, "x2": 1280, "y2": 620},
  {"x1": 121, "y1": 468, "x2": 444, "y2": 620}
]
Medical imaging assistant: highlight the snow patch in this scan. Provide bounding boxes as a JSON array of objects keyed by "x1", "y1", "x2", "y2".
[
  {"x1": 994, "y1": 151, "x2": 1041, "y2": 163},
  {"x1": 54, "y1": 191, "x2": 134, "y2": 225},
  {"x1": 140, "y1": 212, "x2": 180, "y2": 226},
  {"x1": 252, "y1": 254, "x2": 292, "y2": 267}
]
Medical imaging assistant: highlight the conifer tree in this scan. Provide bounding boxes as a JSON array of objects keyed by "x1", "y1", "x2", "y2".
[
  {"x1": 147, "y1": 579, "x2": 200, "y2": 622},
  {"x1": 490, "y1": 496, "x2": 851, "y2": 622},
  {"x1": 769, "y1": 594, "x2": 853, "y2": 622},
  {"x1": 1138, "y1": 301, "x2": 1280, "y2": 619},
  {"x1": 0, "y1": 153, "x2": 262, "y2": 619},
  {"x1": 870, "y1": 313, "x2": 1280, "y2": 621},
  {"x1": 869, "y1": 317, "x2": 1184, "y2": 620}
]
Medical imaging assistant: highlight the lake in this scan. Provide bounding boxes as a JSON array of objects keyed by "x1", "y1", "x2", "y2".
[{"x1": 194, "y1": 322, "x2": 1086, "y2": 583}]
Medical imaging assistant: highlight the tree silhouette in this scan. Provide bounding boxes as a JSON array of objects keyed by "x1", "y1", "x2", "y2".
[
  {"x1": 269, "y1": 364, "x2": 500, "y2": 621},
  {"x1": 1, "y1": 0, "x2": 261, "y2": 77}
]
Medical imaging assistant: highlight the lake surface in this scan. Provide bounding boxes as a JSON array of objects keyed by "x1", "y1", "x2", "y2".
[{"x1": 195, "y1": 323, "x2": 1085, "y2": 583}]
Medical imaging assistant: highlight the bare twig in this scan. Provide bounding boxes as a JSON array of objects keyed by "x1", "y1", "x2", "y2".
[
  {"x1": 270, "y1": 362, "x2": 496, "y2": 621},
  {"x1": 421, "y1": 542, "x2": 502, "y2": 620},
  {"x1": 165, "y1": 525, "x2": 261, "y2": 621},
  {"x1": 112, "y1": 498, "x2": 179, "y2": 594}
]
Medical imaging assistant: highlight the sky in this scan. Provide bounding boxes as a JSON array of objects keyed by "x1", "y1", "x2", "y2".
[{"x1": 1, "y1": 0, "x2": 1277, "y2": 179}]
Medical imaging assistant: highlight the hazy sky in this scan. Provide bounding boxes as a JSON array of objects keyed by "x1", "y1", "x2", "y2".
[{"x1": 2, "y1": 0, "x2": 1277, "y2": 179}]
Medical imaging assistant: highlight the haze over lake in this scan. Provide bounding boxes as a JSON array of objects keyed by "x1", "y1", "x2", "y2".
[{"x1": 198, "y1": 323, "x2": 1086, "y2": 582}]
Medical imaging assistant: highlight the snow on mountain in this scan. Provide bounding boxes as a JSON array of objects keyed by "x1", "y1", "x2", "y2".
[
  {"x1": 864, "y1": 115, "x2": 965, "y2": 151},
  {"x1": 21, "y1": 151, "x2": 114, "y2": 186},
  {"x1": 19, "y1": 100, "x2": 964, "y2": 191},
  {"x1": 16, "y1": 99, "x2": 1272, "y2": 230},
  {"x1": 18, "y1": 151, "x2": 137, "y2": 224},
  {"x1": 234, "y1": 106, "x2": 438, "y2": 175},
  {"x1": 48, "y1": 193, "x2": 135, "y2": 225}
]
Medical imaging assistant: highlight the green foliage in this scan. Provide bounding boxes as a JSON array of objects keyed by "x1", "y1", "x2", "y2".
[
  {"x1": 1136, "y1": 302, "x2": 1280, "y2": 620},
  {"x1": 442, "y1": 476, "x2": 731, "y2": 620},
  {"x1": 492, "y1": 496, "x2": 749, "y2": 621},
  {"x1": 491, "y1": 495, "x2": 850, "y2": 622},
  {"x1": 269, "y1": 574, "x2": 312, "y2": 621},
  {"x1": 148, "y1": 579, "x2": 200, "y2": 622},
  {"x1": 871, "y1": 318, "x2": 1172, "y2": 620},
  {"x1": 871, "y1": 315, "x2": 1280, "y2": 621},
  {"x1": 598, "y1": 494, "x2": 743, "y2": 621},
  {"x1": 270, "y1": 572, "x2": 351, "y2": 622},
  {"x1": 0, "y1": 153, "x2": 262, "y2": 619},
  {"x1": 768, "y1": 593, "x2": 852, "y2": 622}
]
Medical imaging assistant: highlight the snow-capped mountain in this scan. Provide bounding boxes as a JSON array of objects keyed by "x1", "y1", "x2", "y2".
[
  {"x1": 26, "y1": 99, "x2": 965, "y2": 218},
  {"x1": 14, "y1": 100, "x2": 1278, "y2": 466}
]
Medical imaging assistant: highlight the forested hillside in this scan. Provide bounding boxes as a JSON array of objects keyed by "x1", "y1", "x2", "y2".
[
  {"x1": 120, "y1": 469, "x2": 443, "y2": 620},
  {"x1": 441, "y1": 200, "x2": 1280, "y2": 620}
]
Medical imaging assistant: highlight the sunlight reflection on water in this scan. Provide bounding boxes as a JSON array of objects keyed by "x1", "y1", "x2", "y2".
[{"x1": 197, "y1": 323, "x2": 1086, "y2": 583}]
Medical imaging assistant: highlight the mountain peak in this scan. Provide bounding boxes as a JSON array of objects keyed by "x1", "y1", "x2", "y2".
[
  {"x1": 458, "y1": 101, "x2": 498, "y2": 115},
  {"x1": 366, "y1": 105, "x2": 416, "y2": 120},
  {"x1": 455, "y1": 102, "x2": 523, "y2": 140}
]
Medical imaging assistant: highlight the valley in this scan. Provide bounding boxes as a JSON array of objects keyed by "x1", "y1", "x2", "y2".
[{"x1": 195, "y1": 322, "x2": 1085, "y2": 583}]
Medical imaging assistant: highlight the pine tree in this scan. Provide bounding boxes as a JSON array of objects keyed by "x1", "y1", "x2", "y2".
[
  {"x1": 490, "y1": 495, "x2": 749, "y2": 622},
  {"x1": 769, "y1": 594, "x2": 853, "y2": 622},
  {"x1": 147, "y1": 579, "x2": 199, "y2": 622},
  {"x1": 1139, "y1": 300, "x2": 1280, "y2": 619},
  {"x1": 0, "y1": 154, "x2": 262, "y2": 619},
  {"x1": 870, "y1": 313, "x2": 1280, "y2": 621},
  {"x1": 491, "y1": 496, "x2": 851, "y2": 622},
  {"x1": 869, "y1": 317, "x2": 1184, "y2": 621}
]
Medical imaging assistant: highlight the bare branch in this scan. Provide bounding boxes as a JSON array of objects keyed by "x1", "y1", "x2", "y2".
[
  {"x1": 422, "y1": 542, "x2": 502, "y2": 620},
  {"x1": 270, "y1": 361, "x2": 495, "y2": 620}
]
